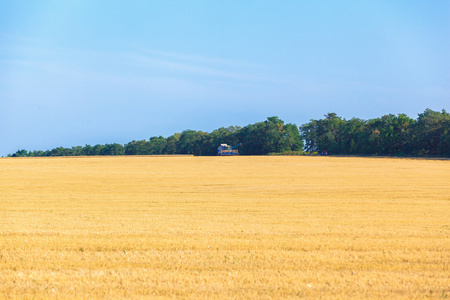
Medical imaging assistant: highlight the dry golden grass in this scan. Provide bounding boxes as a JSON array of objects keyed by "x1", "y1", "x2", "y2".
[{"x1": 0, "y1": 156, "x2": 449, "y2": 299}]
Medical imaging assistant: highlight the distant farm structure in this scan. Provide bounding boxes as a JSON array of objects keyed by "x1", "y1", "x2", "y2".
[{"x1": 217, "y1": 143, "x2": 241, "y2": 156}]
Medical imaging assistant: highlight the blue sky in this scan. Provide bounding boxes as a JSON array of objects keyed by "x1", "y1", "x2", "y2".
[{"x1": 1, "y1": 1, "x2": 449, "y2": 156}]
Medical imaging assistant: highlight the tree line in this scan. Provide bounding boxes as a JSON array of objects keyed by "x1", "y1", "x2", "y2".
[
  {"x1": 8, "y1": 109, "x2": 450, "y2": 157},
  {"x1": 9, "y1": 116, "x2": 302, "y2": 157},
  {"x1": 301, "y1": 109, "x2": 450, "y2": 156}
]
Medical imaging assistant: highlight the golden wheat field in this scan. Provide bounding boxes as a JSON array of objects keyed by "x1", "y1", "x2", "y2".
[{"x1": 0, "y1": 156, "x2": 449, "y2": 299}]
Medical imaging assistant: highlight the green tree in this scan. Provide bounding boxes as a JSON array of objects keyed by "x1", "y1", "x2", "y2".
[
  {"x1": 176, "y1": 130, "x2": 206, "y2": 155},
  {"x1": 414, "y1": 109, "x2": 450, "y2": 156},
  {"x1": 11, "y1": 149, "x2": 29, "y2": 157},
  {"x1": 125, "y1": 140, "x2": 148, "y2": 155},
  {"x1": 300, "y1": 113, "x2": 345, "y2": 154},
  {"x1": 282, "y1": 123, "x2": 303, "y2": 151},
  {"x1": 366, "y1": 114, "x2": 415, "y2": 155},
  {"x1": 238, "y1": 117, "x2": 301, "y2": 155},
  {"x1": 71, "y1": 146, "x2": 84, "y2": 156},
  {"x1": 147, "y1": 136, "x2": 167, "y2": 155},
  {"x1": 165, "y1": 133, "x2": 181, "y2": 154},
  {"x1": 100, "y1": 143, "x2": 125, "y2": 155}
]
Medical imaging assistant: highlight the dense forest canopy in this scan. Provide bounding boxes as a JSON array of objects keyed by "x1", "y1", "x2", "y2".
[
  {"x1": 8, "y1": 109, "x2": 450, "y2": 157},
  {"x1": 301, "y1": 109, "x2": 450, "y2": 156}
]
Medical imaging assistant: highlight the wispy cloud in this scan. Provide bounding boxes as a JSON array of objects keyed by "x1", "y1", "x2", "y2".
[
  {"x1": 131, "y1": 46, "x2": 263, "y2": 69},
  {"x1": 127, "y1": 52, "x2": 254, "y2": 81},
  {"x1": 1, "y1": 41, "x2": 283, "y2": 93}
]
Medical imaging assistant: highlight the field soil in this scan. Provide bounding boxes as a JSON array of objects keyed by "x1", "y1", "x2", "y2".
[{"x1": 1, "y1": 156, "x2": 449, "y2": 299}]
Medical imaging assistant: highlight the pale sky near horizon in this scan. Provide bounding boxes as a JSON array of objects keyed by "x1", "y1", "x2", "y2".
[{"x1": 1, "y1": 1, "x2": 449, "y2": 156}]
